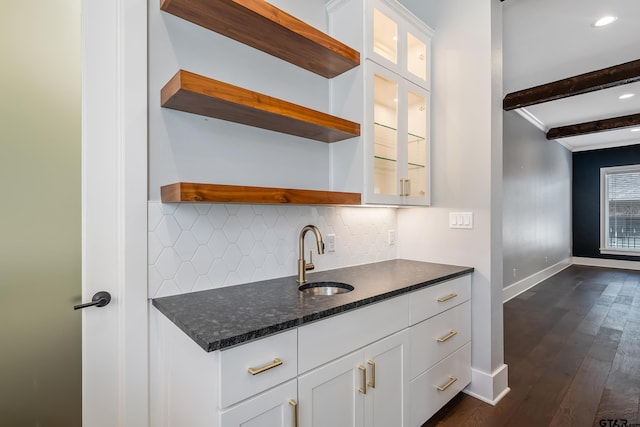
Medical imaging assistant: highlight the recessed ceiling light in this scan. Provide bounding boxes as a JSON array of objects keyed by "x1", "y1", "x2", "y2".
[
  {"x1": 619, "y1": 93, "x2": 635, "y2": 100},
  {"x1": 592, "y1": 15, "x2": 618, "y2": 27},
  {"x1": 631, "y1": 128, "x2": 640, "y2": 132}
]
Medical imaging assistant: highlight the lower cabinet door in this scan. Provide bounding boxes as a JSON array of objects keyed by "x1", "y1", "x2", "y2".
[
  {"x1": 298, "y1": 351, "x2": 365, "y2": 427},
  {"x1": 364, "y1": 330, "x2": 409, "y2": 427},
  {"x1": 220, "y1": 380, "x2": 297, "y2": 427}
]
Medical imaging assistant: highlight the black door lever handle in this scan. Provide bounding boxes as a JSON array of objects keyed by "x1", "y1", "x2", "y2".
[{"x1": 74, "y1": 291, "x2": 111, "y2": 310}]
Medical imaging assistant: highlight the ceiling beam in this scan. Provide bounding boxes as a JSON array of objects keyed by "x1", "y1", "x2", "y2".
[
  {"x1": 546, "y1": 113, "x2": 640, "y2": 140},
  {"x1": 503, "y1": 59, "x2": 640, "y2": 111}
]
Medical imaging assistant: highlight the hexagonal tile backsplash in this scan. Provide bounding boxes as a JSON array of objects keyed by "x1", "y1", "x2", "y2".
[{"x1": 148, "y1": 202, "x2": 398, "y2": 298}]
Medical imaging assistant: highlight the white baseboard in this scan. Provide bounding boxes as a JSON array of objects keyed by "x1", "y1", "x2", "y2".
[
  {"x1": 502, "y1": 258, "x2": 572, "y2": 303},
  {"x1": 572, "y1": 256, "x2": 640, "y2": 271},
  {"x1": 464, "y1": 364, "x2": 510, "y2": 405}
]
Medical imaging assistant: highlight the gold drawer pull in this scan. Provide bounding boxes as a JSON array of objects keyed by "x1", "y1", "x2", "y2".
[
  {"x1": 367, "y1": 360, "x2": 376, "y2": 388},
  {"x1": 358, "y1": 365, "x2": 367, "y2": 394},
  {"x1": 289, "y1": 399, "x2": 298, "y2": 427},
  {"x1": 436, "y1": 330, "x2": 458, "y2": 343},
  {"x1": 247, "y1": 358, "x2": 283, "y2": 375},
  {"x1": 437, "y1": 293, "x2": 457, "y2": 302},
  {"x1": 436, "y1": 376, "x2": 458, "y2": 391}
]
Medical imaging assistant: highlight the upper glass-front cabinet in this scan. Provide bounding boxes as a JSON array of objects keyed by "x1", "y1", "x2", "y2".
[
  {"x1": 373, "y1": 8, "x2": 398, "y2": 65},
  {"x1": 369, "y1": 0, "x2": 431, "y2": 89},
  {"x1": 327, "y1": 0, "x2": 432, "y2": 206},
  {"x1": 368, "y1": 61, "x2": 430, "y2": 205}
]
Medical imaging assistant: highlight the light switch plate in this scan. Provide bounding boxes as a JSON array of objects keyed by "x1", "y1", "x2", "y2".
[
  {"x1": 388, "y1": 229, "x2": 396, "y2": 245},
  {"x1": 449, "y1": 212, "x2": 473, "y2": 229},
  {"x1": 326, "y1": 234, "x2": 336, "y2": 252}
]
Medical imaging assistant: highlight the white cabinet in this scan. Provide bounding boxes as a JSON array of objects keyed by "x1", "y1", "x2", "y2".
[
  {"x1": 367, "y1": 61, "x2": 430, "y2": 205},
  {"x1": 153, "y1": 274, "x2": 472, "y2": 427},
  {"x1": 366, "y1": 0, "x2": 431, "y2": 88},
  {"x1": 298, "y1": 330, "x2": 409, "y2": 427},
  {"x1": 363, "y1": 331, "x2": 409, "y2": 427},
  {"x1": 298, "y1": 296, "x2": 409, "y2": 426},
  {"x1": 298, "y1": 351, "x2": 364, "y2": 427},
  {"x1": 329, "y1": 0, "x2": 433, "y2": 206},
  {"x1": 408, "y1": 275, "x2": 472, "y2": 425}
]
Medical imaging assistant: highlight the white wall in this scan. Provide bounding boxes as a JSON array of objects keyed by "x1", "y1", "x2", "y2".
[
  {"x1": 148, "y1": 0, "x2": 337, "y2": 200},
  {"x1": 503, "y1": 111, "x2": 572, "y2": 289},
  {"x1": 397, "y1": 0, "x2": 508, "y2": 403}
]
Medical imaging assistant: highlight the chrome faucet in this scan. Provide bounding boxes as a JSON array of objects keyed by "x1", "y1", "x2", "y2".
[{"x1": 297, "y1": 225, "x2": 325, "y2": 284}]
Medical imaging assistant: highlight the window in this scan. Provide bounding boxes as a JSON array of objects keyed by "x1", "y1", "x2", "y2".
[{"x1": 601, "y1": 165, "x2": 640, "y2": 255}]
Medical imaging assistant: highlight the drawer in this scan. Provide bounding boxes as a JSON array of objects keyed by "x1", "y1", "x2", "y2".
[
  {"x1": 219, "y1": 329, "x2": 297, "y2": 408},
  {"x1": 298, "y1": 294, "x2": 409, "y2": 373},
  {"x1": 409, "y1": 301, "x2": 470, "y2": 378},
  {"x1": 409, "y1": 275, "x2": 471, "y2": 325},
  {"x1": 409, "y1": 343, "x2": 471, "y2": 426}
]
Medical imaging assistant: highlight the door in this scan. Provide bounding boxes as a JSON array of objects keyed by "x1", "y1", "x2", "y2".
[
  {"x1": 220, "y1": 380, "x2": 297, "y2": 427},
  {"x1": 82, "y1": 0, "x2": 148, "y2": 425},
  {"x1": 366, "y1": 61, "x2": 430, "y2": 206},
  {"x1": 1, "y1": 1, "x2": 82, "y2": 425},
  {"x1": 1, "y1": 0, "x2": 148, "y2": 425},
  {"x1": 363, "y1": 330, "x2": 409, "y2": 427},
  {"x1": 298, "y1": 351, "x2": 365, "y2": 427},
  {"x1": 368, "y1": 62, "x2": 402, "y2": 204}
]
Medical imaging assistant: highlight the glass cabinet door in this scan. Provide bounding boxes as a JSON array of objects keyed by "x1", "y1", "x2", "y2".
[
  {"x1": 370, "y1": 0, "x2": 431, "y2": 89},
  {"x1": 368, "y1": 61, "x2": 430, "y2": 205},
  {"x1": 406, "y1": 87, "x2": 428, "y2": 199},
  {"x1": 373, "y1": 6, "x2": 398, "y2": 66},
  {"x1": 373, "y1": 72, "x2": 399, "y2": 196},
  {"x1": 406, "y1": 31, "x2": 427, "y2": 84}
]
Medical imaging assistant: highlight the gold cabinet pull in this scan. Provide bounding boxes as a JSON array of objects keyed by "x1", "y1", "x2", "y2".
[
  {"x1": 289, "y1": 399, "x2": 298, "y2": 427},
  {"x1": 400, "y1": 178, "x2": 410, "y2": 196},
  {"x1": 436, "y1": 330, "x2": 458, "y2": 343},
  {"x1": 436, "y1": 376, "x2": 458, "y2": 391},
  {"x1": 247, "y1": 358, "x2": 282, "y2": 375},
  {"x1": 358, "y1": 365, "x2": 367, "y2": 394},
  {"x1": 367, "y1": 360, "x2": 376, "y2": 388},
  {"x1": 436, "y1": 293, "x2": 457, "y2": 302}
]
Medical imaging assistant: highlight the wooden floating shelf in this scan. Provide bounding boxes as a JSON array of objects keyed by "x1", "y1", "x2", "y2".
[
  {"x1": 161, "y1": 70, "x2": 361, "y2": 143},
  {"x1": 161, "y1": 183, "x2": 362, "y2": 205},
  {"x1": 160, "y1": 0, "x2": 360, "y2": 78}
]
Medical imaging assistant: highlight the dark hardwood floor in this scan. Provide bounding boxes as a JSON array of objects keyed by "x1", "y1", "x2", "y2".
[{"x1": 423, "y1": 265, "x2": 640, "y2": 427}]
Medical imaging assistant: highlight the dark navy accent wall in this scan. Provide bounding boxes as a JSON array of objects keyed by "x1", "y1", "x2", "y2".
[{"x1": 572, "y1": 144, "x2": 640, "y2": 260}]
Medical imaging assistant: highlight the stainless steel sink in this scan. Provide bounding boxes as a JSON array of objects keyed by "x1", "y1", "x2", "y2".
[{"x1": 298, "y1": 282, "x2": 354, "y2": 296}]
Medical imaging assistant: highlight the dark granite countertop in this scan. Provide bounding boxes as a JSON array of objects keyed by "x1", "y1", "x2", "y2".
[{"x1": 152, "y1": 259, "x2": 473, "y2": 352}]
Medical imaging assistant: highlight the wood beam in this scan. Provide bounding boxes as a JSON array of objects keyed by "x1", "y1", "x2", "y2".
[
  {"x1": 503, "y1": 59, "x2": 640, "y2": 110},
  {"x1": 546, "y1": 113, "x2": 640, "y2": 140}
]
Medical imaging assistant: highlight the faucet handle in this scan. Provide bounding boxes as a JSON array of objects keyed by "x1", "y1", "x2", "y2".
[{"x1": 306, "y1": 250, "x2": 315, "y2": 271}]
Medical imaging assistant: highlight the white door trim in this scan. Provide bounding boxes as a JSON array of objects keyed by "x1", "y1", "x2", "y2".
[{"x1": 82, "y1": 0, "x2": 148, "y2": 425}]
